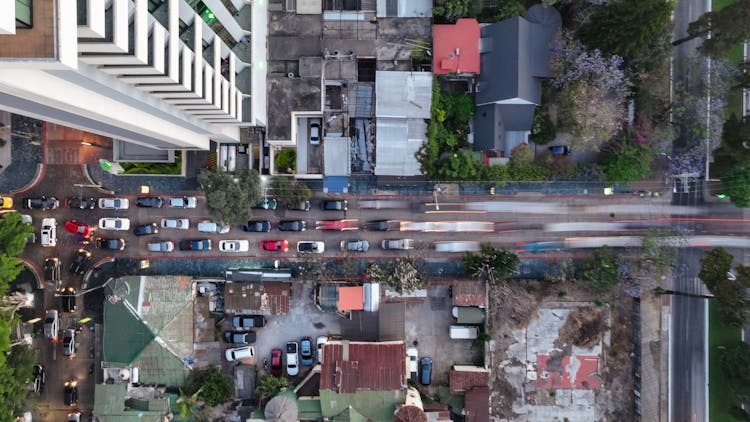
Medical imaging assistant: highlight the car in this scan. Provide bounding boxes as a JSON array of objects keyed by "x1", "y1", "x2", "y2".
[
  {"x1": 161, "y1": 218, "x2": 189, "y2": 230},
  {"x1": 309, "y1": 122, "x2": 321, "y2": 145},
  {"x1": 135, "y1": 196, "x2": 163, "y2": 208},
  {"x1": 419, "y1": 357, "x2": 433, "y2": 385},
  {"x1": 223, "y1": 331, "x2": 256, "y2": 344},
  {"x1": 340, "y1": 240, "x2": 369, "y2": 252},
  {"x1": 548, "y1": 145, "x2": 572, "y2": 155},
  {"x1": 197, "y1": 282, "x2": 218, "y2": 295},
  {"x1": 244, "y1": 220, "x2": 271, "y2": 232},
  {"x1": 133, "y1": 223, "x2": 159, "y2": 236},
  {"x1": 60, "y1": 287, "x2": 76, "y2": 313},
  {"x1": 219, "y1": 240, "x2": 250, "y2": 252},
  {"x1": 95, "y1": 237, "x2": 126, "y2": 250},
  {"x1": 260, "y1": 239, "x2": 289, "y2": 252},
  {"x1": 381, "y1": 239, "x2": 415, "y2": 250},
  {"x1": 406, "y1": 347, "x2": 418, "y2": 381},
  {"x1": 270, "y1": 348, "x2": 283, "y2": 377},
  {"x1": 147, "y1": 241, "x2": 174, "y2": 253},
  {"x1": 32, "y1": 364, "x2": 46, "y2": 393},
  {"x1": 0, "y1": 196, "x2": 12, "y2": 209},
  {"x1": 62, "y1": 329, "x2": 76, "y2": 357},
  {"x1": 64, "y1": 197, "x2": 95, "y2": 209},
  {"x1": 297, "y1": 241, "x2": 325, "y2": 254},
  {"x1": 300, "y1": 337, "x2": 314, "y2": 366},
  {"x1": 286, "y1": 341, "x2": 299, "y2": 376},
  {"x1": 43, "y1": 310, "x2": 59, "y2": 341},
  {"x1": 67, "y1": 411, "x2": 81, "y2": 422},
  {"x1": 23, "y1": 196, "x2": 59, "y2": 210},
  {"x1": 316, "y1": 335, "x2": 327, "y2": 363},
  {"x1": 232, "y1": 314, "x2": 266, "y2": 329},
  {"x1": 225, "y1": 346, "x2": 255, "y2": 362},
  {"x1": 44, "y1": 257, "x2": 61, "y2": 288},
  {"x1": 64, "y1": 219, "x2": 92, "y2": 238},
  {"x1": 322, "y1": 199, "x2": 348, "y2": 211},
  {"x1": 69, "y1": 249, "x2": 91, "y2": 275},
  {"x1": 179, "y1": 239, "x2": 212, "y2": 251},
  {"x1": 278, "y1": 220, "x2": 306, "y2": 232},
  {"x1": 168, "y1": 196, "x2": 197, "y2": 208},
  {"x1": 289, "y1": 201, "x2": 311, "y2": 211},
  {"x1": 254, "y1": 198, "x2": 278, "y2": 210},
  {"x1": 63, "y1": 380, "x2": 78, "y2": 406},
  {"x1": 364, "y1": 220, "x2": 398, "y2": 231},
  {"x1": 40, "y1": 218, "x2": 57, "y2": 247},
  {"x1": 97, "y1": 197, "x2": 129, "y2": 210},
  {"x1": 197, "y1": 221, "x2": 230, "y2": 233},
  {"x1": 98, "y1": 217, "x2": 130, "y2": 231}
]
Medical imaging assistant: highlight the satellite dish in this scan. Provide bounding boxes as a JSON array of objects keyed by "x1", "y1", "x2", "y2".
[{"x1": 119, "y1": 369, "x2": 131, "y2": 380}]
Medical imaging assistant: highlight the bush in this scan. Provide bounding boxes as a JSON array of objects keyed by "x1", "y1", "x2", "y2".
[
  {"x1": 530, "y1": 110, "x2": 557, "y2": 145},
  {"x1": 120, "y1": 151, "x2": 182, "y2": 175},
  {"x1": 274, "y1": 149, "x2": 296, "y2": 174},
  {"x1": 599, "y1": 132, "x2": 654, "y2": 182}
]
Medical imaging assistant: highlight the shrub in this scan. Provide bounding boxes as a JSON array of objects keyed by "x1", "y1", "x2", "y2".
[
  {"x1": 274, "y1": 149, "x2": 296, "y2": 174},
  {"x1": 530, "y1": 110, "x2": 557, "y2": 145}
]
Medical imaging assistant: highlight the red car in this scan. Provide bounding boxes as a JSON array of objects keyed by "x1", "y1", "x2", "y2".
[
  {"x1": 270, "y1": 348, "x2": 283, "y2": 377},
  {"x1": 260, "y1": 240, "x2": 289, "y2": 252},
  {"x1": 315, "y1": 219, "x2": 359, "y2": 231},
  {"x1": 64, "y1": 219, "x2": 92, "y2": 238}
]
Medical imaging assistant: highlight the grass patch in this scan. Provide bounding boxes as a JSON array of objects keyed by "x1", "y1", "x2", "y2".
[
  {"x1": 712, "y1": 0, "x2": 736, "y2": 10},
  {"x1": 120, "y1": 151, "x2": 182, "y2": 175},
  {"x1": 708, "y1": 300, "x2": 742, "y2": 421}
]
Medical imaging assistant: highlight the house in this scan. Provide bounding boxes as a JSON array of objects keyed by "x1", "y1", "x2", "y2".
[
  {"x1": 450, "y1": 365, "x2": 491, "y2": 422},
  {"x1": 93, "y1": 383, "x2": 171, "y2": 422},
  {"x1": 452, "y1": 280, "x2": 486, "y2": 307},
  {"x1": 315, "y1": 282, "x2": 381, "y2": 314},
  {"x1": 472, "y1": 5, "x2": 561, "y2": 157},
  {"x1": 433, "y1": 19, "x2": 481, "y2": 75},
  {"x1": 223, "y1": 281, "x2": 292, "y2": 315}
]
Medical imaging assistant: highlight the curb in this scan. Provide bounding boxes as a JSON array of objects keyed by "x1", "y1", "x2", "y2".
[
  {"x1": 11, "y1": 163, "x2": 45, "y2": 194},
  {"x1": 82, "y1": 164, "x2": 115, "y2": 195},
  {"x1": 20, "y1": 257, "x2": 43, "y2": 290},
  {"x1": 83, "y1": 256, "x2": 116, "y2": 289}
]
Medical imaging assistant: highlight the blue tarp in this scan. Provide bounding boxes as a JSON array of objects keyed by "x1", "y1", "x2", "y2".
[{"x1": 324, "y1": 176, "x2": 349, "y2": 193}]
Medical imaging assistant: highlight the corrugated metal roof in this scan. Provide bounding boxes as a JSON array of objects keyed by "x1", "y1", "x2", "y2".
[
  {"x1": 320, "y1": 341, "x2": 406, "y2": 394},
  {"x1": 449, "y1": 367, "x2": 490, "y2": 394},
  {"x1": 224, "y1": 282, "x2": 292, "y2": 315},
  {"x1": 374, "y1": 117, "x2": 425, "y2": 177},
  {"x1": 338, "y1": 286, "x2": 364, "y2": 311},
  {"x1": 453, "y1": 307, "x2": 486, "y2": 325},
  {"x1": 464, "y1": 386, "x2": 490, "y2": 422},
  {"x1": 452, "y1": 281, "x2": 486, "y2": 306},
  {"x1": 375, "y1": 72, "x2": 432, "y2": 119}
]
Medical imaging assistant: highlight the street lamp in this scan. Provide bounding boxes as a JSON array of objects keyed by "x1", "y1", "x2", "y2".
[{"x1": 433, "y1": 185, "x2": 441, "y2": 211}]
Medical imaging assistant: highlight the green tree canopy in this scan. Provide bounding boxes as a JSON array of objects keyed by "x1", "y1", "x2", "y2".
[
  {"x1": 578, "y1": 246, "x2": 620, "y2": 292},
  {"x1": 0, "y1": 344, "x2": 37, "y2": 421},
  {"x1": 186, "y1": 366, "x2": 233, "y2": 407},
  {"x1": 720, "y1": 341, "x2": 750, "y2": 403},
  {"x1": 599, "y1": 132, "x2": 655, "y2": 182},
  {"x1": 197, "y1": 169, "x2": 261, "y2": 225},
  {"x1": 255, "y1": 376, "x2": 290, "y2": 406},
  {"x1": 433, "y1": 0, "x2": 480, "y2": 22},
  {"x1": 699, "y1": 248, "x2": 750, "y2": 326},
  {"x1": 0, "y1": 212, "x2": 33, "y2": 257},
  {"x1": 721, "y1": 165, "x2": 750, "y2": 208},
  {"x1": 367, "y1": 258, "x2": 428, "y2": 294},
  {"x1": 462, "y1": 244, "x2": 520, "y2": 284},
  {"x1": 673, "y1": 0, "x2": 750, "y2": 58},
  {"x1": 270, "y1": 177, "x2": 312, "y2": 208}
]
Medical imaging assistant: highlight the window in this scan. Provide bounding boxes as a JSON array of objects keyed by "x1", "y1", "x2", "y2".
[
  {"x1": 16, "y1": 0, "x2": 32, "y2": 29},
  {"x1": 148, "y1": 0, "x2": 164, "y2": 13}
]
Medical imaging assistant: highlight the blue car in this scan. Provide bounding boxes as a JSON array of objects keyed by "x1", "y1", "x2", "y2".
[
  {"x1": 299, "y1": 337, "x2": 314, "y2": 365},
  {"x1": 420, "y1": 357, "x2": 433, "y2": 385}
]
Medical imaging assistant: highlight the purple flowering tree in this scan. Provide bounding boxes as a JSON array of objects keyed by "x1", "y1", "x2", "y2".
[{"x1": 668, "y1": 147, "x2": 706, "y2": 176}]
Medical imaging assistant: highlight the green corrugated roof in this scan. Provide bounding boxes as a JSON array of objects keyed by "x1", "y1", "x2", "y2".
[
  {"x1": 103, "y1": 302, "x2": 155, "y2": 365},
  {"x1": 454, "y1": 307, "x2": 485, "y2": 324},
  {"x1": 330, "y1": 406, "x2": 368, "y2": 422},
  {"x1": 132, "y1": 341, "x2": 189, "y2": 387},
  {"x1": 319, "y1": 390, "x2": 404, "y2": 421},
  {"x1": 93, "y1": 384, "x2": 169, "y2": 422},
  {"x1": 297, "y1": 398, "x2": 323, "y2": 419}
]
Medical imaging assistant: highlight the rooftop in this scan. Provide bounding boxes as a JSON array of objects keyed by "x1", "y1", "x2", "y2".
[
  {"x1": 93, "y1": 383, "x2": 171, "y2": 422},
  {"x1": 452, "y1": 281, "x2": 486, "y2": 307},
  {"x1": 320, "y1": 341, "x2": 406, "y2": 394},
  {"x1": 463, "y1": 386, "x2": 490, "y2": 422},
  {"x1": 338, "y1": 286, "x2": 364, "y2": 312},
  {"x1": 223, "y1": 282, "x2": 292, "y2": 315},
  {"x1": 432, "y1": 19, "x2": 481, "y2": 75},
  {"x1": 449, "y1": 365, "x2": 490, "y2": 394}
]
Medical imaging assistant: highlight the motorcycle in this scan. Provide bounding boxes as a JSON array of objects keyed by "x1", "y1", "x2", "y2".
[{"x1": 263, "y1": 358, "x2": 269, "y2": 371}]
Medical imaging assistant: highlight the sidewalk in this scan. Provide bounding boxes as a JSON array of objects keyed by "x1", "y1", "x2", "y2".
[{"x1": 0, "y1": 115, "x2": 44, "y2": 193}]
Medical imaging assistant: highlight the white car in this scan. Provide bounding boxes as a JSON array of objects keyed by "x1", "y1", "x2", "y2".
[
  {"x1": 297, "y1": 241, "x2": 325, "y2": 254},
  {"x1": 98, "y1": 197, "x2": 129, "y2": 210},
  {"x1": 286, "y1": 342, "x2": 299, "y2": 376},
  {"x1": 316, "y1": 335, "x2": 327, "y2": 363},
  {"x1": 98, "y1": 218, "x2": 130, "y2": 231},
  {"x1": 225, "y1": 346, "x2": 255, "y2": 362},
  {"x1": 161, "y1": 218, "x2": 189, "y2": 230},
  {"x1": 406, "y1": 347, "x2": 418, "y2": 378},
  {"x1": 41, "y1": 218, "x2": 57, "y2": 247},
  {"x1": 169, "y1": 196, "x2": 197, "y2": 208},
  {"x1": 198, "y1": 221, "x2": 230, "y2": 233},
  {"x1": 219, "y1": 240, "x2": 250, "y2": 252}
]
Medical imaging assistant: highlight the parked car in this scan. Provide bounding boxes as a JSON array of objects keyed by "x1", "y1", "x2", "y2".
[
  {"x1": 316, "y1": 335, "x2": 327, "y2": 363},
  {"x1": 62, "y1": 329, "x2": 76, "y2": 357},
  {"x1": 95, "y1": 237, "x2": 126, "y2": 250},
  {"x1": 32, "y1": 364, "x2": 46, "y2": 393},
  {"x1": 340, "y1": 240, "x2": 369, "y2": 252},
  {"x1": 197, "y1": 220, "x2": 230, "y2": 234},
  {"x1": 254, "y1": 198, "x2": 278, "y2": 210},
  {"x1": 260, "y1": 240, "x2": 289, "y2": 252},
  {"x1": 98, "y1": 217, "x2": 130, "y2": 231},
  {"x1": 197, "y1": 283, "x2": 217, "y2": 295},
  {"x1": 44, "y1": 257, "x2": 61, "y2": 288},
  {"x1": 219, "y1": 240, "x2": 250, "y2": 252},
  {"x1": 179, "y1": 239, "x2": 212, "y2": 251},
  {"x1": 97, "y1": 197, "x2": 129, "y2": 210},
  {"x1": 286, "y1": 342, "x2": 299, "y2": 376},
  {"x1": 548, "y1": 145, "x2": 572, "y2": 155},
  {"x1": 161, "y1": 218, "x2": 189, "y2": 230},
  {"x1": 64, "y1": 197, "x2": 95, "y2": 209},
  {"x1": 223, "y1": 331, "x2": 256, "y2": 344},
  {"x1": 419, "y1": 357, "x2": 433, "y2": 385},
  {"x1": 297, "y1": 241, "x2": 325, "y2": 254},
  {"x1": 43, "y1": 310, "x2": 59, "y2": 341},
  {"x1": 321, "y1": 199, "x2": 348, "y2": 211},
  {"x1": 67, "y1": 411, "x2": 81, "y2": 422},
  {"x1": 147, "y1": 241, "x2": 174, "y2": 253},
  {"x1": 381, "y1": 239, "x2": 415, "y2": 250},
  {"x1": 168, "y1": 196, "x2": 197, "y2": 208},
  {"x1": 232, "y1": 314, "x2": 266, "y2": 329},
  {"x1": 406, "y1": 347, "x2": 418, "y2": 382},
  {"x1": 289, "y1": 201, "x2": 311, "y2": 211},
  {"x1": 316, "y1": 219, "x2": 358, "y2": 231},
  {"x1": 309, "y1": 122, "x2": 321, "y2": 145},
  {"x1": 225, "y1": 346, "x2": 255, "y2": 362},
  {"x1": 270, "y1": 348, "x2": 283, "y2": 377},
  {"x1": 135, "y1": 196, "x2": 163, "y2": 208},
  {"x1": 243, "y1": 220, "x2": 271, "y2": 232},
  {"x1": 278, "y1": 220, "x2": 306, "y2": 231},
  {"x1": 40, "y1": 218, "x2": 57, "y2": 247},
  {"x1": 63, "y1": 380, "x2": 78, "y2": 406},
  {"x1": 300, "y1": 337, "x2": 314, "y2": 366},
  {"x1": 24, "y1": 196, "x2": 59, "y2": 210},
  {"x1": 133, "y1": 223, "x2": 159, "y2": 236},
  {"x1": 64, "y1": 219, "x2": 92, "y2": 239},
  {"x1": 69, "y1": 249, "x2": 91, "y2": 275},
  {"x1": 0, "y1": 196, "x2": 12, "y2": 209},
  {"x1": 60, "y1": 287, "x2": 76, "y2": 313},
  {"x1": 364, "y1": 220, "x2": 398, "y2": 231}
]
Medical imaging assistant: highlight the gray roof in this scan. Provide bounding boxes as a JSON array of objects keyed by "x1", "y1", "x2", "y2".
[{"x1": 473, "y1": 103, "x2": 536, "y2": 153}]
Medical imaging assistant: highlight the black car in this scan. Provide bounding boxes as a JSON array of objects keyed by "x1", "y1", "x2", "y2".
[
  {"x1": 364, "y1": 220, "x2": 398, "y2": 231},
  {"x1": 244, "y1": 220, "x2": 271, "y2": 232},
  {"x1": 60, "y1": 287, "x2": 76, "y2": 313},
  {"x1": 289, "y1": 201, "x2": 311, "y2": 211},
  {"x1": 95, "y1": 237, "x2": 126, "y2": 250},
  {"x1": 69, "y1": 249, "x2": 91, "y2": 275},
  {"x1": 278, "y1": 220, "x2": 306, "y2": 232},
  {"x1": 135, "y1": 196, "x2": 164, "y2": 208},
  {"x1": 63, "y1": 380, "x2": 78, "y2": 406},
  {"x1": 65, "y1": 197, "x2": 96, "y2": 209},
  {"x1": 179, "y1": 239, "x2": 212, "y2": 251},
  {"x1": 232, "y1": 314, "x2": 266, "y2": 329},
  {"x1": 32, "y1": 364, "x2": 45, "y2": 393},
  {"x1": 44, "y1": 257, "x2": 61, "y2": 287},
  {"x1": 23, "y1": 196, "x2": 59, "y2": 210},
  {"x1": 133, "y1": 223, "x2": 159, "y2": 236},
  {"x1": 322, "y1": 199, "x2": 348, "y2": 211},
  {"x1": 222, "y1": 331, "x2": 257, "y2": 344}
]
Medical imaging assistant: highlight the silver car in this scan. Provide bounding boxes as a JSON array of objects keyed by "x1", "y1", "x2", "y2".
[
  {"x1": 97, "y1": 197, "x2": 129, "y2": 210},
  {"x1": 43, "y1": 310, "x2": 59, "y2": 341},
  {"x1": 147, "y1": 241, "x2": 174, "y2": 252},
  {"x1": 161, "y1": 218, "x2": 189, "y2": 230}
]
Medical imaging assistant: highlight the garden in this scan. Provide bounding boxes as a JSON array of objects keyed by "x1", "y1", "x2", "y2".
[{"x1": 120, "y1": 150, "x2": 183, "y2": 175}]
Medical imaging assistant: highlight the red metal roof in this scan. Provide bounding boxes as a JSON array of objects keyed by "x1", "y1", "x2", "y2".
[
  {"x1": 452, "y1": 281, "x2": 486, "y2": 306},
  {"x1": 449, "y1": 367, "x2": 489, "y2": 394},
  {"x1": 320, "y1": 341, "x2": 406, "y2": 394},
  {"x1": 464, "y1": 386, "x2": 490, "y2": 422},
  {"x1": 337, "y1": 286, "x2": 364, "y2": 311},
  {"x1": 432, "y1": 19, "x2": 481, "y2": 75}
]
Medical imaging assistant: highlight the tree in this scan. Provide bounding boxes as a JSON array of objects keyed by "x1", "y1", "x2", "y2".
[
  {"x1": 721, "y1": 165, "x2": 750, "y2": 208},
  {"x1": 255, "y1": 376, "x2": 290, "y2": 406},
  {"x1": 699, "y1": 248, "x2": 750, "y2": 326},
  {"x1": 462, "y1": 244, "x2": 520, "y2": 284},
  {"x1": 386, "y1": 257, "x2": 428, "y2": 294},
  {"x1": 0, "y1": 344, "x2": 37, "y2": 421},
  {"x1": 274, "y1": 149, "x2": 296, "y2": 174},
  {"x1": 713, "y1": 114, "x2": 750, "y2": 177},
  {"x1": 173, "y1": 388, "x2": 203, "y2": 422},
  {"x1": 672, "y1": 0, "x2": 750, "y2": 58},
  {"x1": 720, "y1": 341, "x2": 750, "y2": 403},
  {"x1": 197, "y1": 169, "x2": 261, "y2": 225},
  {"x1": 599, "y1": 132, "x2": 655, "y2": 182},
  {"x1": 0, "y1": 212, "x2": 33, "y2": 257},
  {"x1": 270, "y1": 177, "x2": 312, "y2": 208},
  {"x1": 0, "y1": 257, "x2": 24, "y2": 295},
  {"x1": 186, "y1": 366, "x2": 233, "y2": 407},
  {"x1": 578, "y1": 246, "x2": 620, "y2": 292},
  {"x1": 433, "y1": 0, "x2": 481, "y2": 22}
]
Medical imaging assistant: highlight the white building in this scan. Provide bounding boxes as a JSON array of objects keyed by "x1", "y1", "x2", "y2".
[{"x1": 0, "y1": 0, "x2": 267, "y2": 156}]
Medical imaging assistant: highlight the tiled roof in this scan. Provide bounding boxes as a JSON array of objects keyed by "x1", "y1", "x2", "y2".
[
  {"x1": 464, "y1": 386, "x2": 490, "y2": 422},
  {"x1": 320, "y1": 341, "x2": 406, "y2": 394},
  {"x1": 224, "y1": 282, "x2": 291, "y2": 315},
  {"x1": 449, "y1": 366, "x2": 489, "y2": 394},
  {"x1": 452, "y1": 281, "x2": 485, "y2": 306},
  {"x1": 338, "y1": 286, "x2": 364, "y2": 311}
]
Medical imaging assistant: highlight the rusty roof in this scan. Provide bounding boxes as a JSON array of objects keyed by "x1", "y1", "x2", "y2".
[
  {"x1": 450, "y1": 366, "x2": 489, "y2": 394},
  {"x1": 223, "y1": 282, "x2": 291, "y2": 315},
  {"x1": 320, "y1": 341, "x2": 406, "y2": 394},
  {"x1": 452, "y1": 281, "x2": 485, "y2": 306},
  {"x1": 338, "y1": 286, "x2": 364, "y2": 311},
  {"x1": 464, "y1": 386, "x2": 490, "y2": 422}
]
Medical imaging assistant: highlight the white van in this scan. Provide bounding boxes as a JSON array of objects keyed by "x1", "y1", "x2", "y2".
[
  {"x1": 225, "y1": 346, "x2": 255, "y2": 362},
  {"x1": 449, "y1": 325, "x2": 479, "y2": 340},
  {"x1": 197, "y1": 220, "x2": 230, "y2": 234},
  {"x1": 40, "y1": 218, "x2": 57, "y2": 247}
]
